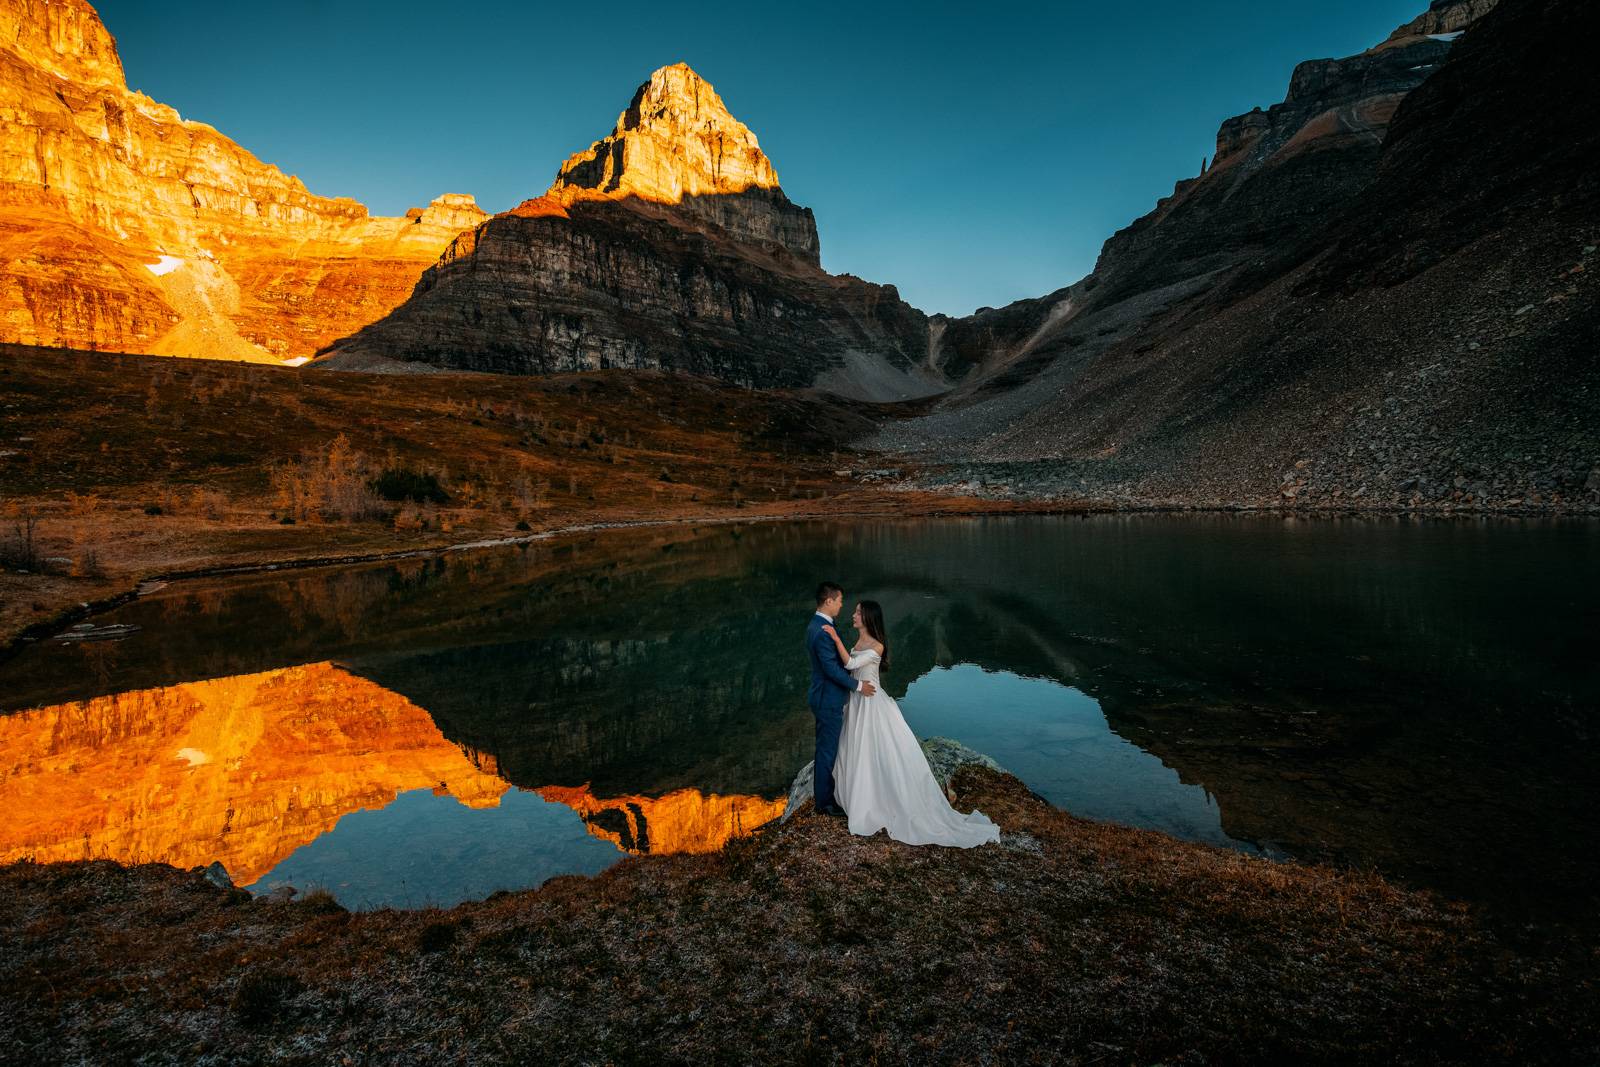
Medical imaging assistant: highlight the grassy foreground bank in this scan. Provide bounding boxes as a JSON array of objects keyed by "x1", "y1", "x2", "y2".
[{"x1": 1, "y1": 767, "x2": 1593, "y2": 1064}]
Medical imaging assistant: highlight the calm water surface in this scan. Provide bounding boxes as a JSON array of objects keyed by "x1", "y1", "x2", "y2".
[{"x1": 1, "y1": 516, "x2": 1594, "y2": 919}]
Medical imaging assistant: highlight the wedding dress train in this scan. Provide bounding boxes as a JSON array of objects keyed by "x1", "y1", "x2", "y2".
[{"x1": 832, "y1": 648, "x2": 1000, "y2": 847}]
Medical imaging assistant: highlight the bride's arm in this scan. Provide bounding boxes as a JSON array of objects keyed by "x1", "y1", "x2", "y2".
[{"x1": 820, "y1": 624, "x2": 850, "y2": 664}]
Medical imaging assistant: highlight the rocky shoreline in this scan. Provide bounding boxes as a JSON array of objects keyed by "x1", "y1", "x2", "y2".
[
  {"x1": 843, "y1": 462, "x2": 1600, "y2": 516},
  {"x1": 908, "y1": 471, "x2": 1600, "y2": 515},
  {"x1": 2, "y1": 755, "x2": 1594, "y2": 1064}
]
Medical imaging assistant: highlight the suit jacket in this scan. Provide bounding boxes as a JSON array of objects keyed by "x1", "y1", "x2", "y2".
[{"x1": 807, "y1": 612, "x2": 859, "y2": 712}]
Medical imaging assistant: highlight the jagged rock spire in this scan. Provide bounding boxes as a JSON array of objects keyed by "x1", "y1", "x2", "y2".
[
  {"x1": 545, "y1": 62, "x2": 820, "y2": 264},
  {"x1": 552, "y1": 63, "x2": 782, "y2": 202}
]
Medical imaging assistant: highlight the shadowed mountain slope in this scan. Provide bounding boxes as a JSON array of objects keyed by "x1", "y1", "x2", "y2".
[{"x1": 871, "y1": 0, "x2": 1599, "y2": 513}]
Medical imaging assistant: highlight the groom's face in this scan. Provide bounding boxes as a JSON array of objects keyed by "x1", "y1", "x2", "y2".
[{"x1": 822, "y1": 591, "x2": 843, "y2": 617}]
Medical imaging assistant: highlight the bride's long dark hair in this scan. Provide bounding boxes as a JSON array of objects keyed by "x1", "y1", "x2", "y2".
[{"x1": 858, "y1": 599, "x2": 890, "y2": 671}]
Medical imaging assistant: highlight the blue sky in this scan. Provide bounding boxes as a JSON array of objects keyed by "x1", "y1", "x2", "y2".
[{"x1": 96, "y1": 0, "x2": 1425, "y2": 315}]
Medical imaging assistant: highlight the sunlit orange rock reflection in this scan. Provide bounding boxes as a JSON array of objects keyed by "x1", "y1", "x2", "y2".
[
  {"x1": 536, "y1": 785, "x2": 786, "y2": 855},
  {"x1": 1, "y1": 662, "x2": 790, "y2": 885},
  {"x1": 0, "y1": 662, "x2": 509, "y2": 884}
]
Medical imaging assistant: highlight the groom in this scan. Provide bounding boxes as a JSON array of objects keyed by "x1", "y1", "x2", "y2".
[{"x1": 807, "y1": 581, "x2": 876, "y2": 817}]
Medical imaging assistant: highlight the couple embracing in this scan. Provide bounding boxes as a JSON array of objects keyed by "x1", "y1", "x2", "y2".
[{"x1": 806, "y1": 582, "x2": 999, "y2": 847}]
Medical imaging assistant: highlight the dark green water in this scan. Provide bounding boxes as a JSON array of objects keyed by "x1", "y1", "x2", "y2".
[{"x1": 1, "y1": 515, "x2": 1594, "y2": 919}]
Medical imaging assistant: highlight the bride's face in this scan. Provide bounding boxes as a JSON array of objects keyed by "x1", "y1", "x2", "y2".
[{"x1": 851, "y1": 604, "x2": 862, "y2": 629}]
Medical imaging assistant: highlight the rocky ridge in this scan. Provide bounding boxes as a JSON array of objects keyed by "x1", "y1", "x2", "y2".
[
  {"x1": 870, "y1": 0, "x2": 1600, "y2": 513},
  {"x1": 317, "y1": 64, "x2": 941, "y2": 400},
  {"x1": 1379, "y1": 0, "x2": 1501, "y2": 45},
  {"x1": 913, "y1": 0, "x2": 1492, "y2": 393},
  {"x1": 0, "y1": 0, "x2": 486, "y2": 362}
]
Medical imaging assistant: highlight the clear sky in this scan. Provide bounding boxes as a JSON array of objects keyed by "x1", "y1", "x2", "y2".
[{"x1": 95, "y1": 0, "x2": 1426, "y2": 316}]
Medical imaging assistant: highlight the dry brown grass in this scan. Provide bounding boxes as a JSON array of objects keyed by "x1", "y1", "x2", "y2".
[
  {"x1": 1, "y1": 343, "x2": 1075, "y2": 650},
  {"x1": 0, "y1": 769, "x2": 1593, "y2": 1064},
  {"x1": 0, "y1": 343, "x2": 874, "y2": 515}
]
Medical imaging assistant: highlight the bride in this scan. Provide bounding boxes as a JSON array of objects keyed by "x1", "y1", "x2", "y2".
[{"x1": 820, "y1": 602, "x2": 1000, "y2": 848}]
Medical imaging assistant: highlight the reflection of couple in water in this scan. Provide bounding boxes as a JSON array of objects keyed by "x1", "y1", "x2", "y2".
[{"x1": 804, "y1": 582, "x2": 999, "y2": 847}]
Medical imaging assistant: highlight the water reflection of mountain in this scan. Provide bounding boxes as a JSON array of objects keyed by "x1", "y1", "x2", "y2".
[
  {"x1": 535, "y1": 784, "x2": 785, "y2": 855},
  {"x1": 847, "y1": 521, "x2": 1598, "y2": 914},
  {"x1": 0, "y1": 663, "x2": 508, "y2": 884},
  {"x1": 0, "y1": 660, "x2": 791, "y2": 891},
  {"x1": 3, "y1": 517, "x2": 1594, "y2": 917}
]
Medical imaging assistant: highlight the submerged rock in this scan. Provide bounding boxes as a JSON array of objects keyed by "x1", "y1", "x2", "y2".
[
  {"x1": 51, "y1": 623, "x2": 140, "y2": 643},
  {"x1": 197, "y1": 861, "x2": 233, "y2": 890},
  {"x1": 919, "y1": 736, "x2": 1005, "y2": 786},
  {"x1": 780, "y1": 762, "x2": 815, "y2": 822}
]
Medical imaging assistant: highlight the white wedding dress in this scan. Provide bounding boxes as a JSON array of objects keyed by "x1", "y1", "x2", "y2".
[{"x1": 832, "y1": 647, "x2": 1000, "y2": 847}]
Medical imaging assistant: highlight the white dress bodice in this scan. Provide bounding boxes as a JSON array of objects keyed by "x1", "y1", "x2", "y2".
[{"x1": 845, "y1": 647, "x2": 882, "y2": 686}]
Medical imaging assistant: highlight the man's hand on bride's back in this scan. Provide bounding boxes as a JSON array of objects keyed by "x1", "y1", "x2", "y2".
[{"x1": 861, "y1": 681, "x2": 877, "y2": 696}]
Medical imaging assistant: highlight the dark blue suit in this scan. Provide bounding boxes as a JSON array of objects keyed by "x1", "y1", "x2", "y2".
[{"x1": 806, "y1": 612, "x2": 858, "y2": 813}]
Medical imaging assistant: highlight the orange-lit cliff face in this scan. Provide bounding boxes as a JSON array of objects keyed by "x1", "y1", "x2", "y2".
[
  {"x1": 0, "y1": 662, "x2": 508, "y2": 884},
  {"x1": 0, "y1": 0, "x2": 486, "y2": 361},
  {"x1": 537, "y1": 784, "x2": 786, "y2": 855}
]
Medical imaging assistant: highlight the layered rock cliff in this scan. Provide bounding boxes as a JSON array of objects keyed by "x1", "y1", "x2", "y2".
[
  {"x1": 317, "y1": 64, "x2": 940, "y2": 400},
  {"x1": 0, "y1": 0, "x2": 486, "y2": 361}
]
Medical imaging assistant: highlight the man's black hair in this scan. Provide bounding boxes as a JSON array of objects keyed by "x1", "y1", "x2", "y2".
[{"x1": 815, "y1": 581, "x2": 843, "y2": 606}]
